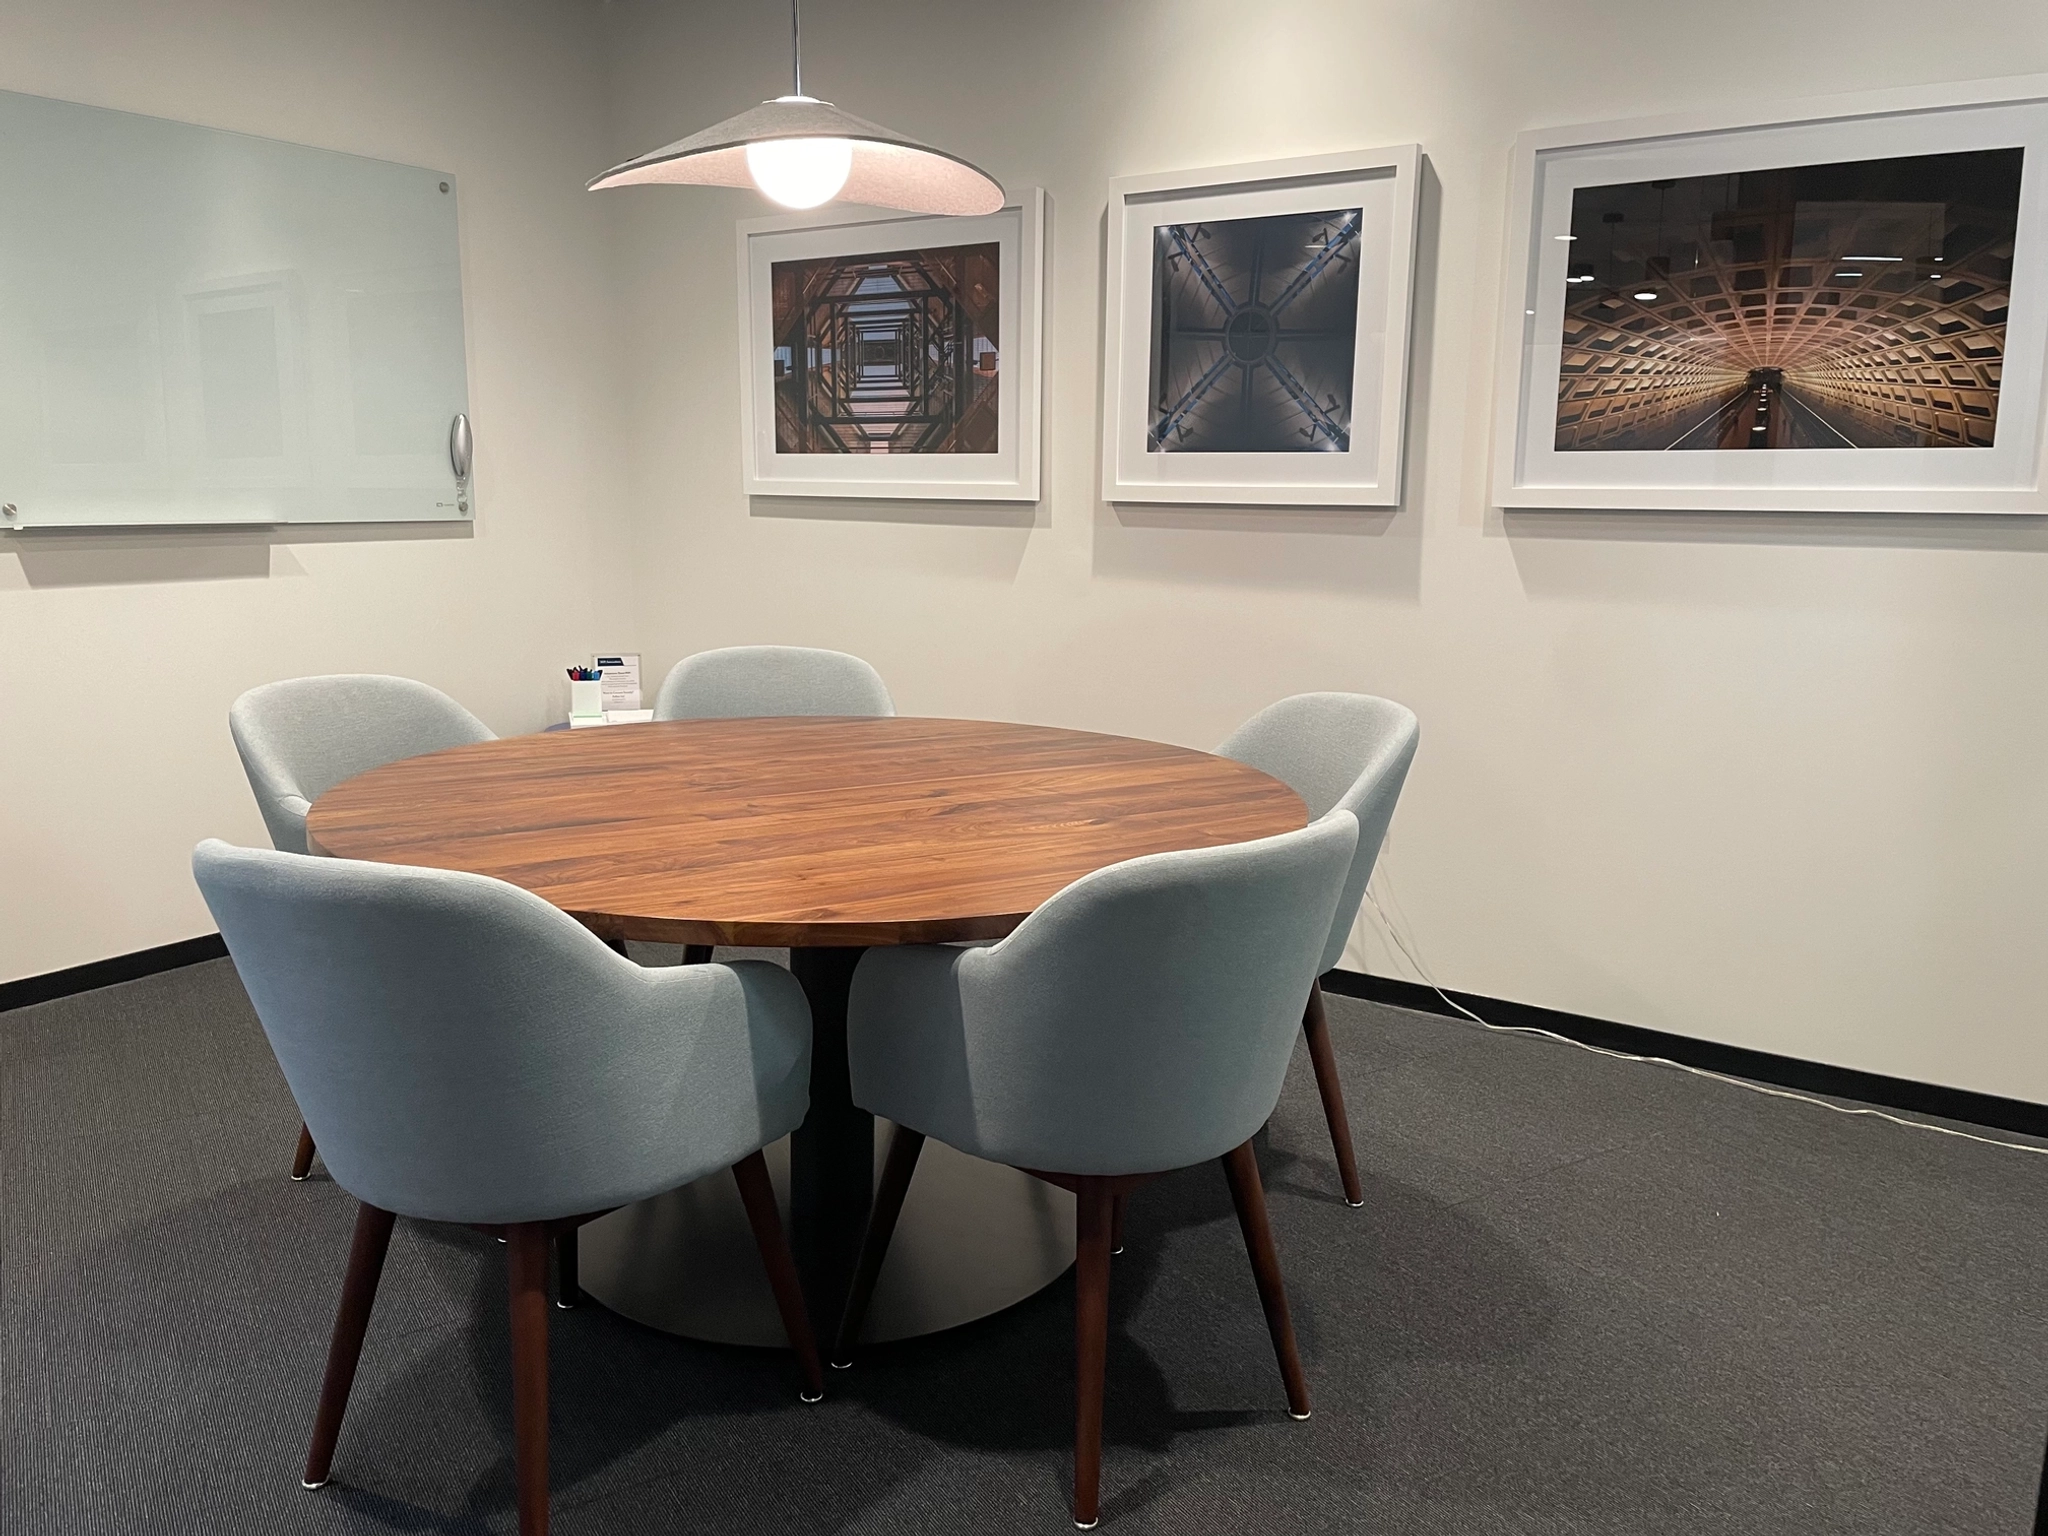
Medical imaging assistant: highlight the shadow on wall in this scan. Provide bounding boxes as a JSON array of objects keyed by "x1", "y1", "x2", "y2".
[
  {"x1": 1498, "y1": 505, "x2": 2048, "y2": 605},
  {"x1": 3, "y1": 522, "x2": 472, "y2": 590},
  {"x1": 741, "y1": 496, "x2": 1038, "y2": 591},
  {"x1": 1497, "y1": 507, "x2": 2048, "y2": 553},
  {"x1": 1088, "y1": 161, "x2": 1444, "y2": 601},
  {"x1": 749, "y1": 496, "x2": 1042, "y2": 530}
]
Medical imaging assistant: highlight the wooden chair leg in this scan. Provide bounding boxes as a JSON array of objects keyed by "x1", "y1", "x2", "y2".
[
  {"x1": 506, "y1": 1224, "x2": 552, "y2": 1536},
  {"x1": 303, "y1": 1202, "x2": 397, "y2": 1489},
  {"x1": 554, "y1": 1228, "x2": 580, "y2": 1311},
  {"x1": 681, "y1": 944, "x2": 713, "y2": 964},
  {"x1": 1110, "y1": 1192, "x2": 1127, "y2": 1256},
  {"x1": 291, "y1": 1123, "x2": 317, "y2": 1181},
  {"x1": 1221, "y1": 1141, "x2": 1310, "y2": 1420},
  {"x1": 1072, "y1": 1179, "x2": 1114, "y2": 1530},
  {"x1": 1301, "y1": 980, "x2": 1364, "y2": 1207},
  {"x1": 2033, "y1": 1428, "x2": 2046, "y2": 1535},
  {"x1": 731, "y1": 1151, "x2": 826, "y2": 1401},
  {"x1": 831, "y1": 1125, "x2": 925, "y2": 1366}
]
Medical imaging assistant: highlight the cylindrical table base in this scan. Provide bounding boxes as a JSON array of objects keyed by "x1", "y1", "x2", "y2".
[{"x1": 577, "y1": 1124, "x2": 1075, "y2": 1346}]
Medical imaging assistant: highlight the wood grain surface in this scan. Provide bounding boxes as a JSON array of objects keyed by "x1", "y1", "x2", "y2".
[{"x1": 305, "y1": 717, "x2": 1305, "y2": 947}]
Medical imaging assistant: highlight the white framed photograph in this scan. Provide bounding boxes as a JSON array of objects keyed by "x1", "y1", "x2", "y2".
[
  {"x1": 1491, "y1": 76, "x2": 2048, "y2": 514},
  {"x1": 1101, "y1": 145, "x2": 1422, "y2": 507},
  {"x1": 737, "y1": 189, "x2": 1044, "y2": 500}
]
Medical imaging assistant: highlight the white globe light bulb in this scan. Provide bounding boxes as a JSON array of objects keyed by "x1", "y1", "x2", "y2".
[{"x1": 746, "y1": 137, "x2": 853, "y2": 209}]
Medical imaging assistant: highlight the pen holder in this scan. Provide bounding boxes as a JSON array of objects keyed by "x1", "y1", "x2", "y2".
[{"x1": 569, "y1": 679, "x2": 604, "y2": 719}]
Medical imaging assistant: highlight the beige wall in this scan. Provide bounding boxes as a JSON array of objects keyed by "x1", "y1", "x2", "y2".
[
  {"x1": 597, "y1": 0, "x2": 2048, "y2": 1104},
  {"x1": 6, "y1": 0, "x2": 2046, "y2": 1108},
  {"x1": 0, "y1": 0, "x2": 630, "y2": 978}
]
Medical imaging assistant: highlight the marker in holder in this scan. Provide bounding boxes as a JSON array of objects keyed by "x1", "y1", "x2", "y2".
[{"x1": 567, "y1": 666, "x2": 604, "y2": 719}]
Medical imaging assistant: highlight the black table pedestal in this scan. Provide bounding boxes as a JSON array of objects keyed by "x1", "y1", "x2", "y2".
[
  {"x1": 786, "y1": 947, "x2": 874, "y2": 1329},
  {"x1": 576, "y1": 948, "x2": 1074, "y2": 1347}
]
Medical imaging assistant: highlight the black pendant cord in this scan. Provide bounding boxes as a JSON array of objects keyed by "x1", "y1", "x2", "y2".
[{"x1": 790, "y1": 0, "x2": 804, "y2": 97}]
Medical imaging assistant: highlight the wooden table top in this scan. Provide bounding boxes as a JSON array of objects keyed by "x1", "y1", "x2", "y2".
[{"x1": 305, "y1": 716, "x2": 1306, "y2": 947}]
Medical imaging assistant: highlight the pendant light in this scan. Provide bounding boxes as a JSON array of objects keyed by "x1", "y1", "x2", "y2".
[{"x1": 588, "y1": 0, "x2": 1004, "y2": 216}]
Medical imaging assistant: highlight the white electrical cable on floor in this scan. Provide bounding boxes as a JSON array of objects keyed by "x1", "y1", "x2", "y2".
[{"x1": 1357, "y1": 874, "x2": 2048, "y2": 1160}]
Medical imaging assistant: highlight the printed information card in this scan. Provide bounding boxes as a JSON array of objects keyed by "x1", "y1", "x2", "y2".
[{"x1": 595, "y1": 653, "x2": 641, "y2": 714}]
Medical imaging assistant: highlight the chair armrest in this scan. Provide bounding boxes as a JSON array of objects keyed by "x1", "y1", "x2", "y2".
[{"x1": 269, "y1": 795, "x2": 313, "y2": 854}]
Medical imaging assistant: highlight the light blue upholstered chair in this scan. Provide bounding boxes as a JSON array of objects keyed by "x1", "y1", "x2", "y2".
[
  {"x1": 230, "y1": 674, "x2": 495, "y2": 856},
  {"x1": 192, "y1": 840, "x2": 821, "y2": 1536},
  {"x1": 652, "y1": 645, "x2": 894, "y2": 965},
  {"x1": 1219, "y1": 693, "x2": 1419, "y2": 1206},
  {"x1": 652, "y1": 644, "x2": 895, "y2": 723},
  {"x1": 832, "y1": 814, "x2": 1359, "y2": 1529},
  {"x1": 229, "y1": 674, "x2": 497, "y2": 1180}
]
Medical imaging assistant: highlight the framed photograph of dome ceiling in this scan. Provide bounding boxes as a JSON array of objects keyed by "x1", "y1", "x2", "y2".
[
  {"x1": 737, "y1": 190, "x2": 1044, "y2": 500},
  {"x1": 1491, "y1": 77, "x2": 2048, "y2": 513},
  {"x1": 1102, "y1": 146, "x2": 1423, "y2": 506}
]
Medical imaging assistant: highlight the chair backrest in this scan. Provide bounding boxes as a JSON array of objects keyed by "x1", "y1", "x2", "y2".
[
  {"x1": 192, "y1": 840, "x2": 811, "y2": 1224},
  {"x1": 653, "y1": 645, "x2": 895, "y2": 721},
  {"x1": 862, "y1": 813, "x2": 1357, "y2": 1176},
  {"x1": 1218, "y1": 693, "x2": 1419, "y2": 974},
  {"x1": 229, "y1": 675, "x2": 496, "y2": 854}
]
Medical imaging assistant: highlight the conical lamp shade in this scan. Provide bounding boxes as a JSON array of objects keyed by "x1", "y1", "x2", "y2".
[{"x1": 589, "y1": 96, "x2": 1004, "y2": 216}]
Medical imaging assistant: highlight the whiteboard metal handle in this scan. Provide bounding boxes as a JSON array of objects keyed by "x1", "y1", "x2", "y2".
[{"x1": 449, "y1": 413, "x2": 473, "y2": 483}]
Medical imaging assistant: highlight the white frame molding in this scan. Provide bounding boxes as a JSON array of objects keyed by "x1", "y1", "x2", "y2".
[
  {"x1": 1490, "y1": 74, "x2": 2048, "y2": 514},
  {"x1": 1101, "y1": 145, "x2": 1422, "y2": 507},
  {"x1": 737, "y1": 189, "x2": 1044, "y2": 501}
]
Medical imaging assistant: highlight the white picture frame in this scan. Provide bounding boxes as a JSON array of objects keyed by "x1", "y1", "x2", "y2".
[
  {"x1": 1490, "y1": 75, "x2": 2048, "y2": 514},
  {"x1": 1101, "y1": 145, "x2": 1422, "y2": 507},
  {"x1": 737, "y1": 190, "x2": 1044, "y2": 500}
]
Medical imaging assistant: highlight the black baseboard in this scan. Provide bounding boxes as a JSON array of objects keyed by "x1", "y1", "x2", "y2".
[
  {"x1": 6, "y1": 940, "x2": 2042, "y2": 1139},
  {"x1": 0, "y1": 934, "x2": 228, "y2": 1014},
  {"x1": 1323, "y1": 968, "x2": 2048, "y2": 1141}
]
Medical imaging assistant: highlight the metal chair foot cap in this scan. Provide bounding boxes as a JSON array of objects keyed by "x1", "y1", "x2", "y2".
[
  {"x1": 301, "y1": 1478, "x2": 328, "y2": 1490},
  {"x1": 800, "y1": 1390, "x2": 824, "y2": 1403},
  {"x1": 1289, "y1": 1409, "x2": 1312, "y2": 1420},
  {"x1": 1075, "y1": 1519, "x2": 1099, "y2": 1530},
  {"x1": 289, "y1": 1173, "x2": 310, "y2": 1182},
  {"x1": 829, "y1": 1359, "x2": 852, "y2": 1370},
  {"x1": 1344, "y1": 1198, "x2": 1365, "y2": 1208},
  {"x1": 1112, "y1": 1245, "x2": 1125, "y2": 1255},
  {"x1": 554, "y1": 1300, "x2": 576, "y2": 1310}
]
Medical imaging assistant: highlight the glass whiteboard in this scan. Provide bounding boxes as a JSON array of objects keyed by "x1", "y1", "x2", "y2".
[{"x1": 0, "y1": 90, "x2": 472, "y2": 529}]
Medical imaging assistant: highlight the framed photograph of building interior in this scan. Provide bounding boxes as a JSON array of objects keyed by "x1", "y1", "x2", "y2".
[
  {"x1": 1101, "y1": 146, "x2": 1422, "y2": 506},
  {"x1": 736, "y1": 189, "x2": 1044, "y2": 500},
  {"x1": 1491, "y1": 77, "x2": 2048, "y2": 513}
]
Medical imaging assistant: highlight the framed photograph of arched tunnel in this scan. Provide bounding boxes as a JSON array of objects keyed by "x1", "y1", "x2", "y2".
[
  {"x1": 1492, "y1": 79, "x2": 2048, "y2": 513},
  {"x1": 1102, "y1": 147, "x2": 1423, "y2": 506},
  {"x1": 737, "y1": 190, "x2": 1043, "y2": 499}
]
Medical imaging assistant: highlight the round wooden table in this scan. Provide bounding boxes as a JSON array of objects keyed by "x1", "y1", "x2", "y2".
[{"x1": 307, "y1": 717, "x2": 1306, "y2": 1345}]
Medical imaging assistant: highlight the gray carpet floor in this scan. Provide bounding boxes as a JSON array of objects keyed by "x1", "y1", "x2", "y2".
[{"x1": 4, "y1": 953, "x2": 2044, "y2": 1535}]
